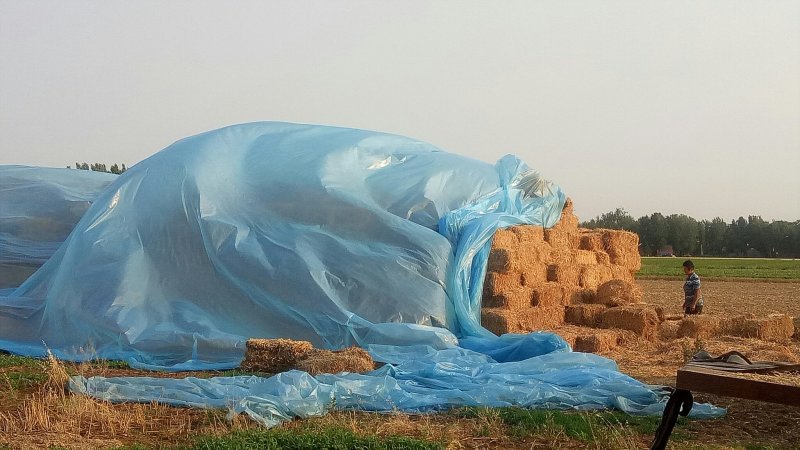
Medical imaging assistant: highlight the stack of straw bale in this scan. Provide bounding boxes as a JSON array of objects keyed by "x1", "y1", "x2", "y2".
[
  {"x1": 241, "y1": 339, "x2": 375, "y2": 374},
  {"x1": 481, "y1": 198, "x2": 643, "y2": 335}
]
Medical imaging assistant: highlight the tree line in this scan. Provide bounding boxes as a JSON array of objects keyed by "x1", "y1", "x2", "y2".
[
  {"x1": 69, "y1": 162, "x2": 127, "y2": 174},
  {"x1": 582, "y1": 208, "x2": 800, "y2": 258}
]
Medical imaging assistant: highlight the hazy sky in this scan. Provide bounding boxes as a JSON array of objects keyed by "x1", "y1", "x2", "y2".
[{"x1": 1, "y1": 1, "x2": 798, "y2": 222}]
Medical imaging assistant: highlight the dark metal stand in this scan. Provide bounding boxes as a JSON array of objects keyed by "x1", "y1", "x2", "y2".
[{"x1": 650, "y1": 388, "x2": 693, "y2": 450}]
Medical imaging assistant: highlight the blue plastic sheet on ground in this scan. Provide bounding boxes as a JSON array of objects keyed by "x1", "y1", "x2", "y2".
[
  {"x1": 0, "y1": 122, "x2": 725, "y2": 420},
  {"x1": 70, "y1": 343, "x2": 724, "y2": 427}
]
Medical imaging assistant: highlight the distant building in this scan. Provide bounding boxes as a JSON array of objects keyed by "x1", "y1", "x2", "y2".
[{"x1": 657, "y1": 245, "x2": 675, "y2": 257}]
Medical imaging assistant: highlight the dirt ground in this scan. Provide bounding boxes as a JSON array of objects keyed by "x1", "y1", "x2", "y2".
[
  {"x1": 568, "y1": 279, "x2": 800, "y2": 449},
  {"x1": 639, "y1": 278, "x2": 800, "y2": 317}
]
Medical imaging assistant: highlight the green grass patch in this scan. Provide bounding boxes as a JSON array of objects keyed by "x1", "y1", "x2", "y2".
[
  {"x1": 639, "y1": 257, "x2": 800, "y2": 280},
  {"x1": 0, "y1": 352, "x2": 42, "y2": 369},
  {"x1": 178, "y1": 427, "x2": 443, "y2": 450},
  {"x1": 2, "y1": 370, "x2": 47, "y2": 390}
]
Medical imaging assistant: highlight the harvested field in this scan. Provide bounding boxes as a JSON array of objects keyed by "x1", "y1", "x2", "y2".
[{"x1": 638, "y1": 278, "x2": 800, "y2": 317}]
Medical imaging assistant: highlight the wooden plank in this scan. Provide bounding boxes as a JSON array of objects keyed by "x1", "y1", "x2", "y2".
[{"x1": 676, "y1": 366, "x2": 800, "y2": 406}]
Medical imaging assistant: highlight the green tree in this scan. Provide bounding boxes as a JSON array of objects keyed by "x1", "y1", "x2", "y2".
[
  {"x1": 582, "y1": 208, "x2": 637, "y2": 231},
  {"x1": 667, "y1": 214, "x2": 698, "y2": 256}
]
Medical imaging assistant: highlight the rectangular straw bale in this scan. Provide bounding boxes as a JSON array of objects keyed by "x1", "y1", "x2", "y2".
[
  {"x1": 487, "y1": 248, "x2": 516, "y2": 273},
  {"x1": 658, "y1": 321, "x2": 680, "y2": 341},
  {"x1": 565, "y1": 303, "x2": 607, "y2": 327},
  {"x1": 602, "y1": 230, "x2": 642, "y2": 271},
  {"x1": 598, "y1": 305, "x2": 660, "y2": 340},
  {"x1": 296, "y1": 347, "x2": 375, "y2": 375},
  {"x1": 578, "y1": 265, "x2": 601, "y2": 290},
  {"x1": 723, "y1": 314, "x2": 794, "y2": 342},
  {"x1": 574, "y1": 250, "x2": 597, "y2": 266},
  {"x1": 677, "y1": 316, "x2": 722, "y2": 339},
  {"x1": 579, "y1": 232, "x2": 604, "y2": 251},
  {"x1": 241, "y1": 338, "x2": 314, "y2": 373},
  {"x1": 595, "y1": 279, "x2": 643, "y2": 306},
  {"x1": 594, "y1": 251, "x2": 611, "y2": 265},
  {"x1": 483, "y1": 271, "x2": 523, "y2": 297},
  {"x1": 491, "y1": 228, "x2": 519, "y2": 249},
  {"x1": 511, "y1": 225, "x2": 545, "y2": 243},
  {"x1": 482, "y1": 287, "x2": 533, "y2": 309},
  {"x1": 518, "y1": 241, "x2": 553, "y2": 264},
  {"x1": 520, "y1": 263, "x2": 549, "y2": 286},
  {"x1": 595, "y1": 264, "x2": 614, "y2": 285},
  {"x1": 531, "y1": 282, "x2": 565, "y2": 307},
  {"x1": 547, "y1": 264, "x2": 580, "y2": 286},
  {"x1": 574, "y1": 330, "x2": 619, "y2": 353},
  {"x1": 544, "y1": 229, "x2": 575, "y2": 249},
  {"x1": 569, "y1": 288, "x2": 597, "y2": 304},
  {"x1": 610, "y1": 264, "x2": 634, "y2": 282},
  {"x1": 481, "y1": 306, "x2": 565, "y2": 335}
]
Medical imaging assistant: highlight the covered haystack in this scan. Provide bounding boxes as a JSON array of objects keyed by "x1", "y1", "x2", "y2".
[
  {"x1": 296, "y1": 347, "x2": 375, "y2": 375},
  {"x1": 241, "y1": 338, "x2": 314, "y2": 373}
]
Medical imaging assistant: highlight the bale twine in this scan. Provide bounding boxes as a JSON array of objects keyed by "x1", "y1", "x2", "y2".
[
  {"x1": 598, "y1": 305, "x2": 660, "y2": 340},
  {"x1": 547, "y1": 264, "x2": 580, "y2": 286},
  {"x1": 482, "y1": 287, "x2": 533, "y2": 310},
  {"x1": 483, "y1": 272, "x2": 522, "y2": 298},
  {"x1": 595, "y1": 279, "x2": 643, "y2": 306},
  {"x1": 723, "y1": 314, "x2": 794, "y2": 342},
  {"x1": 574, "y1": 331, "x2": 619, "y2": 353},
  {"x1": 677, "y1": 316, "x2": 723, "y2": 339},
  {"x1": 481, "y1": 306, "x2": 565, "y2": 335},
  {"x1": 241, "y1": 338, "x2": 314, "y2": 373},
  {"x1": 531, "y1": 282, "x2": 566, "y2": 307},
  {"x1": 594, "y1": 251, "x2": 611, "y2": 265},
  {"x1": 511, "y1": 225, "x2": 545, "y2": 243},
  {"x1": 565, "y1": 303, "x2": 607, "y2": 327},
  {"x1": 296, "y1": 347, "x2": 375, "y2": 375},
  {"x1": 658, "y1": 321, "x2": 680, "y2": 340},
  {"x1": 491, "y1": 228, "x2": 519, "y2": 249}
]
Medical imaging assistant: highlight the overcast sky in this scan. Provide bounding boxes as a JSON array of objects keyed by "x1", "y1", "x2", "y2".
[{"x1": 1, "y1": 1, "x2": 798, "y2": 222}]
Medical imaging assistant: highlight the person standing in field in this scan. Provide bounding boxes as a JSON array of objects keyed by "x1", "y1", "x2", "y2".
[{"x1": 682, "y1": 259, "x2": 703, "y2": 316}]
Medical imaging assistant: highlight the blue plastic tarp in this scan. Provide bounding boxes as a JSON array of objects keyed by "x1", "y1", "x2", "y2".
[
  {"x1": 0, "y1": 122, "x2": 724, "y2": 421},
  {"x1": 0, "y1": 165, "x2": 117, "y2": 265}
]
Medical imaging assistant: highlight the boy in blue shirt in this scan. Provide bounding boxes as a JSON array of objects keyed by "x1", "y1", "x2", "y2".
[{"x1": 682, "y1": 260, "x2": 703, "y2": 315}]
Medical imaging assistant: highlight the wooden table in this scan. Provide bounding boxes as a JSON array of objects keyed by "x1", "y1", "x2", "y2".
[{"x1": 650, "y1": 362, "x2": 800, "y2": 450}]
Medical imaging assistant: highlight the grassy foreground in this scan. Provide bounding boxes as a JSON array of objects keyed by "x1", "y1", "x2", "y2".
[
  {"x1": 639, "y1": 257, "x2": 800, "y2": 280},
  {"x1": 2, "y1": 352, "x2": 794, "y2": 449}
]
